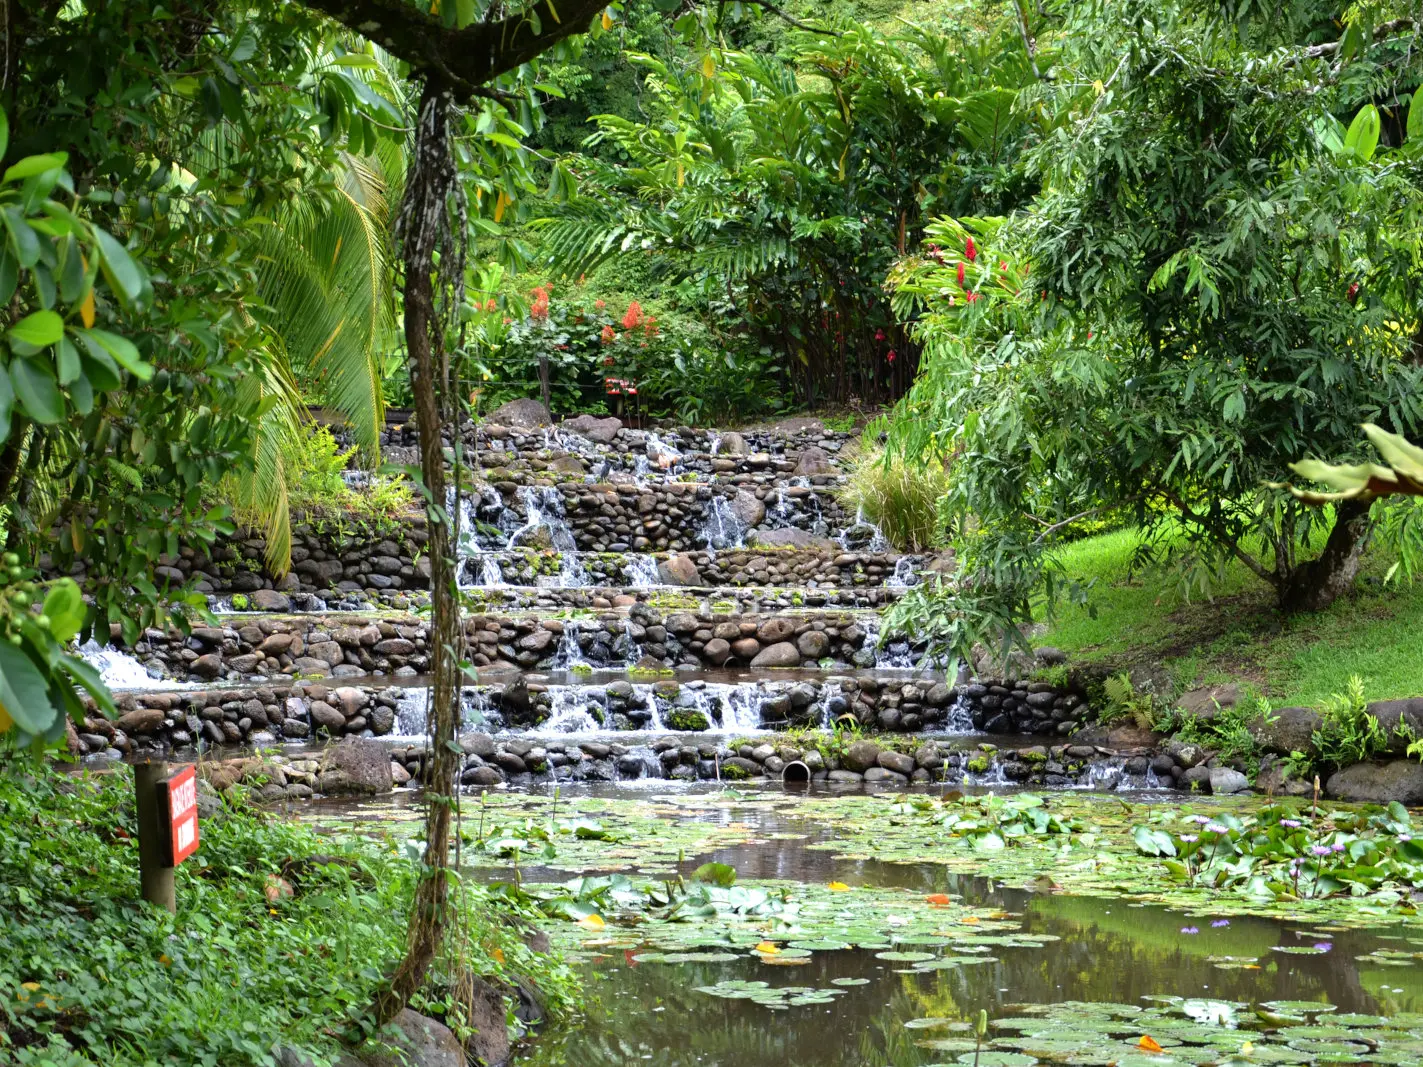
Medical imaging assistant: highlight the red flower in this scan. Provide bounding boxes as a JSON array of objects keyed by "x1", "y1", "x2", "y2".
[
  {"x1": 886, "y1": 349, "x2": 896, "y2": 363},
  {"x1": 1086, "y1": 330, "x2": 1094, "y2": 339},
  {"x1": 484, "y1": 298, "x2": 496, "y2": 312},
  {"x1": 530, "y1": 285, "x2": 550, "y2": 320},
  {"x1": 602, "y1": 356, "x2": 614, "y2": 366},
  {"x1": 965, "y1": 236, "x2": 977, "y2": 262},
  {"x1": 874, "y1": 329, "x2": 886, "y2": 341},
  {"x1": 621, "y1": 301, "x2": 644, "y2": 329},
  {"x1": 1347, "y1": 282, "x2": 1361, "y2": 304},
  {"x1": 600, "y1": 324, "x2": 616, "y2": 344},
  {"x1": 1000, "y1": 261, "x2": 1009, "y2": 272},
  {"x1": 595, "y1": 299, "x2": 606, "y2": 310},
  {"x1": 965, "y1": 291, "x2": 980, "y2": 304},
  {"x1": 956, "y1": 262, "x2": 966, "y2": 288}
]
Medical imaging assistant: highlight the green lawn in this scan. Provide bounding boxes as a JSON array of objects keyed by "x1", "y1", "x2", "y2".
[{"x1": 1034, "y1": 527, "x2": 1423, "y2": 709}]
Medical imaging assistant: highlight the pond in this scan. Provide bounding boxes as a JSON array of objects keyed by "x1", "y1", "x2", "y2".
[{"x1": 307, "y1": 783, "x2": 1423, "y2": 1066}]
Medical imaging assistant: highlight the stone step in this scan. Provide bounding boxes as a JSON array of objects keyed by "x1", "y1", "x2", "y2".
[
  {"x1": 102, "y1": 604, "x2": 931, "y2": 685},
  {"x1": 88, "y1": 668, "x2": 1091, "y2": 758}
]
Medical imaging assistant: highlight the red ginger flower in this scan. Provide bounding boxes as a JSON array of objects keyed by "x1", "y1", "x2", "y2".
[
  {"x1": 621, "y1": 301, "x2": 644, "y2": 329},
  {"x1": 956, "y1": 262, "x2": 966, "y2": 288},
  {"x1": 965, "y1": 236, "x2": 977, "y2": 262},
  {"x1": 600, "y1": 324, "x2": 616, "y2": 344}
]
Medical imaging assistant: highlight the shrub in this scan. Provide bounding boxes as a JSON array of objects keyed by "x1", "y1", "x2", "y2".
[
  {"x1": 838, "y1": 438, "x2": 950, "y2": 552},
  {"x1": 1311, "y1": 675, "x2": 1398, "y2": 771}
]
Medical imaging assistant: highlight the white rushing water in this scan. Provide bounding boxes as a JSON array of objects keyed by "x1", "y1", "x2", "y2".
[
  {"x1": 702, "y1": 496, "x2": 747, "y2": 551},
  {"x1": 626, "y1": 554, "x2": 662, "y2": 588},
  {"x1": 885, "y1": 556, "x2": 920, "y2": 589},
  {"x1": 78, "y1": 640, "x2": 174, "y2": 689}
]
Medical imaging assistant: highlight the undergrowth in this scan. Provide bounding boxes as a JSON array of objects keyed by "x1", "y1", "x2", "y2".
[{"x1": 0, "y1": 769, "x2": 578, "y2": 1067}]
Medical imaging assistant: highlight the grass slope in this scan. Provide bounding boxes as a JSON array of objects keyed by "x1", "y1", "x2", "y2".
[{"x1": 1035, "y1": 528, "x2": 1423, "y2": 708}]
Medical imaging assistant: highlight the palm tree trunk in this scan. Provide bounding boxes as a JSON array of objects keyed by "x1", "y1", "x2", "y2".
[{"x1": 374, "y1": 77, "x2": 463, "y2": 1025}]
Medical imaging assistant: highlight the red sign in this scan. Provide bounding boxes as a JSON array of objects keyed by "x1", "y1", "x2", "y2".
[{"x1": 161, "y1": 765, "x2": 200, "y2": 867}]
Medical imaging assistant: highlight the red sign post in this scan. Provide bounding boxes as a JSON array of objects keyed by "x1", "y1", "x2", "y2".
[{"x1": 160, "y1": 764, "x2": 200, "y2": 867}]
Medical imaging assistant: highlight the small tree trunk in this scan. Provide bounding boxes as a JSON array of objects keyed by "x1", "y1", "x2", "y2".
[
  {"x1": 373, "y1": 78, "x2": 463, "y2": 1025},
  {"x1": 1278, "y1": 499, "x2": 1371, "y2": 613}
]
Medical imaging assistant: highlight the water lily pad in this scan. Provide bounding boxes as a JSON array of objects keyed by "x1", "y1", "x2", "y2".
[
  {"x1": 905, "y1": 1017, "x2": 955, "y2": 1030},
  {"x1": 874, "y1": 950, "x2": 936, "y2": 962},
  {"x1": 831, "y1": 976, "x2": 870, "y2": 986},
  {"x1": 1262, "y1": 1001, "x2": 1338, "y2": 1014},
  {"x1": 956, "y1": 1053, "x2": 1038, "y2": 1066}
]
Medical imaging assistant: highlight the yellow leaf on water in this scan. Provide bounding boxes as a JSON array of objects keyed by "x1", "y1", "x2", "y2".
[
  {"x1": 960, "y1": 916, "x2": 980, "y2": 925},
  {"x1": 1241, "y1": 1041, "x2": 1254, "y2": 1055},
  {"x1": 577, "y1": 914, "x2": 605, "y2": 930},
  {"x1": 753, "y1": 941, "x2": 780, "y2": 955},
  {"x1": 1138, "y1": 1036, "x2": 1163, "y2": 1053},
  {"x1": 828, "y1": 881, "x2": 850, "y2": 891}
]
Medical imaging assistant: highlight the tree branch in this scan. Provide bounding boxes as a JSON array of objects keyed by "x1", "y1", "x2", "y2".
[
  {"x1": 1157, "y1": 485, "x2": 1278, "y2": 588},
  {"x1": 1301, "y1": 18, "x2": 1415, "y2": 59},
  {"x1": 296, "y1": 0, "x2": 608, "y2": 99},
  {"x1": 736, "y1": 0, "x2": 838, "y2": 37}
]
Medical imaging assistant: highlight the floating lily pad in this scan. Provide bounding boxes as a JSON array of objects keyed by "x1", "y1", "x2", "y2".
[{"x1": 874, "y1": 950, "x2": 936, "y2": 962}]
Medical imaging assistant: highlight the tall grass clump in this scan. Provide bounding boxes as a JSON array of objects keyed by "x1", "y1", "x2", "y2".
[{"x1": 838, "y1": 439, "x2": 950, "y2": 552}]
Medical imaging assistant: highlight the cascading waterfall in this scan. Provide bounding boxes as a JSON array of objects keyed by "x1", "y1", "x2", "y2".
[
  {"x1": 553, "y1": 622, "x2": 589, "y2": 669},
  {"x1": 536, "y1": 687, "x2": 610, "y2": 734},
  {"x1": 616, "y1": 619, "x2": 644, "y2": 664},
  {"x1": 626, "y1": 554, "x2": 661, "y2": 588},
  {"x1": 939, "y1": 695, "x2": 976, "y2": 735},
  {"x1": 702, "y1": 496, "x2": 747, "y2": 551},
  {"x1": 860, "y1": 618, "x2": 919, "y2": 670},
  {"x1": 78, "y1": 640, "x2": 170, "y2": 689},
  {"x1": 885, "y1": 557, "x2": 920, "y2": 589},
  {"x1": 505, "y1": 485, "x2": 588, "y2": 588},
  {"x1": 838, "y1": 505, "x2": 891, "y2": 553},
  {"x1": 814, "y1": 681, "x2": 846, "y2": 727},
  {"x1": 392, "y1": 688, "x2": 489, "y2": 739},
  {"x1": 720, "y1": 684, "x2": 768, "y2": 731}
]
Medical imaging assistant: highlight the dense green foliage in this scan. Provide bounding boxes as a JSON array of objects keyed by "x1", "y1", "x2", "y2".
[
  {"x1": 885, "y1": 2, "x2": 1423, "y2": 666},
  {"x1": 0, "y1": 770, "x2": 577, "y2": 1066}
]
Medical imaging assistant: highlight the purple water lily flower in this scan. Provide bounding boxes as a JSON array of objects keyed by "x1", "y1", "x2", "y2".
[
  {"x1": 1399, "y1": 834, "x2": 1412, "y2": 842},
  {"x1": 1181, "y1": 927, "x2": 1199, "y2": 935},
  {"x1": 1205, "y1": 822, "x2": 1228, "y2": 834},
  {"x1": 1310, "y1": 845, "x2": 1333, "y2": 857},
  {"x1": 1314, "y1": 942, "x2": 1333, "y2": 952},
  {"x1": 1179, "y1": 834, "x2": 1199, "y2": 843},
  {"x1": 1331, "y1": 842, "x2": 1346, "y2": 854},
  {"x1": 1211, "y1": 919, "x2": 1230, "y2": 928},
  {"x1": 1186, "y1": 815, "x2": 1212, "y2": 825},
  {"x1": 1280, "y1": 819, "x2": 1302, "y2": 828}
]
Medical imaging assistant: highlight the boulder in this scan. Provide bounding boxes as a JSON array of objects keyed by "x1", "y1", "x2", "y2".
[
  {"x1": 460, "y1": 976, "x2": 511, "y2": 1067},
  {"x1": 1209, "y1": 767, "x2": 1250, "y2": 795},
  {"x1": 716, "y1": 431, "x2": 749, "y2": 455},
  {"x1": 750, "y1": 642, "x2": 801, "y2": 668},
  {"x1": 250, "y1": 589, "x2": 292, "y2": 613},
  {"x1": 842, "y1": 739, "x2": 883, "y2": 773},
  {"x1": 562, "y1": 414, "x2": 622, "y2": 444},
  {"x1": 793, "y1": 446, "x2": 835, "y2": 476},
  {"x1": 703, "y1": 638, "x2": 732, "y2": 665},
  {"x1": 1250, "y1": 706, "x2": 1321, "y2": 755},
  {"x1": 548, "y1": 455, "x2": 585, "y2": 476},
  {"x1": 1326, "y1": 760, "x2": 1423, "y2": 805},
  {"x1": 316, "y1": 738, "x2": 394, "y2": 795},
  {"x1": 756, "y1": 617, "x2": 797, "y2": 643},
  {"x1": 796, "y1": 630, "x2": 831, "y2": 659},
  {"x1": 1176, "y1": 684, "x2": 1240, "y2": 721},
  {"x1": 878, "y1": 750, "x2": 916, "y2": 777},
  {"x1": 360, "y1": 1009, "x2": 465, "y2": 1067},
  {"x1": 730, "y1": 489, "x2": 766, "y2": 528},
  {"x1": 487, "y1": 398, "x2": 551, "y2": 430},
  {"x1": 657, "y1": 555, "x2": 704, "y2": 587},
  {"x1": 116, "y1": 708, "x2": 166, "y2": 735},
  {"x1": 310, "y1": 701, "x2": 346, "y2": 732},
  {"x1": 1367, "y1": 698, "x2": 1423, "y2": 747},
  {"x1": 192, "y1": 653, "x2": 222, "y2": 679}
]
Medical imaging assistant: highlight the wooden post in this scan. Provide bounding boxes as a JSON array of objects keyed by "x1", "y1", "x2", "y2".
[{"x1": 134, "y1": 761, "x2": 175, "y2": 913}]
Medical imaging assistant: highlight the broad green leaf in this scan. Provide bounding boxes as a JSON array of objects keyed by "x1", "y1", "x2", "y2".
[
  {"x1": 56, "y1": 337, "x2": 80, "y2": 385},
  {"x1": 0, "y1": 642, "x2": 57, "y2": 735},
  {"x1": 332, "y1": 53, "x2": 380, "y2": 67},
  {"x1": 1364, "y1": 423, "x2": 1423, "y2": 481},
  {"x1": 10, "y1": 358, "x2": 64, "y2": 423},
  {"x1": 6, "y1": 309, "x2": 63, "y2": 348},
  {"x1": 1344, "y1": 104, "x2": 1380, "y2": 161},
  {"x1": 2, "y1": 152, "x2": 67, "y2": 184},
  {"x1": 41, "y1": 578, "x2": 86, "y2": 643},
  {"x1": 77, "y1": 327, "x2": 152, "y2": 381},
  {"x1": 1409, "y1": 93, "x2": 1423, "y2": 144},
  {"x1": 692, "y1": 862, "x2": 737, "y2": 886},
  {"x1": 93, "y1": 228, "x2": 145, "y2": 305}
]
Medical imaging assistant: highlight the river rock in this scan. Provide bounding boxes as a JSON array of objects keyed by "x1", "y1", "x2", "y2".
[
  {"x1": 487, "y1": 398, "x2": 551, "y2": 430},
  {"x1": 1208, "y1": 767, "x2": 1250, "y2": 795},
  {"x1": 750, "y1": 642, "x2": 801, "y2": 668},
  {"x1": 657, "y1": 555, "x2": 704, "y2": 587},
  {"x1": 192, "y1": 653, "x2": 222, "y2": 679},
  {"x1": 718, "y1": 431, "x2": 749, "y2": 456},
  {"x1": 703, "y1": 638, "x2": 732, "y2": 665},
  {"x1": 310, "y1": 701, "x2": 345, "y2": 732},
  {"x1": 1327, "y1": 760, "x2": 1423, "y2": 804},
  {"x1": 842, "y1": 739, "x2": 883, "y2": 773},
  {"x1": 1250, "y1": 706, "x2": 1321, "y2": 754},
  {"x1": 360, "y1": 1008, "x2": 465, "y2": 1067},
  {"x1": 1176, "y1": 684, "x2": 1240, "y2": 721},
  {"x1": 730, "y1": 489, "x2": 765, "y2": 528},
  {"x1": 796, "y1": 630, "x2": 830, "y2": 659},
  {"x1": 250, "y1": 589, "x2": 292, "y2": 612},
  {"x1": 563, "y1": 413, "x2": 622, "y2": 443},
  {"x1": 751, "y1": 528, "x2": 838, "y2": 551},
  {"x1": 793, "y1": 446, "x2": 835, "y2": 475},
  {"x1": 878, "y1": 750, "x2": 915, "y2": 776},
  {"x1": 1367, "y1": 698, "x2": 1423, "y2": 746},
  {"x1": 316, "y1": 738, "x2": 393, "y2": 795},
  {"x1": 117, "y1": 708, "x2": 166, "y2": 735}
]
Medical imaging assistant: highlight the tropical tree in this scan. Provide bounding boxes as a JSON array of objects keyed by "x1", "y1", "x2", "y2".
[
  {"x1": 535, "y1": 16, "x2": 1045, "y2": 406},
  {"x1": 883, "y1": 2, "x2": 1423, "y2": 666}
]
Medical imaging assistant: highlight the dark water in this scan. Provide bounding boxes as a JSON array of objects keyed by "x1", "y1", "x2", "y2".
[{"x1": 502, "y1": 786, "x2": 1423, "y2": 1067}]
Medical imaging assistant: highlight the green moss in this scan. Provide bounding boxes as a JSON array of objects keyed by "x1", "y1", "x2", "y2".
[
  {"x1": 667, "y1": 710, "x2": 711, "y2": 731},
  {"x1": 721, "y1": 763, "x2": 752, "y2": 780},
  {"x1": 967, "y1": 756, "x2": 991, "y2": 774},
  {"x1": 1020, "y1": 749, "x2": 1048, "y2": 764}
]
